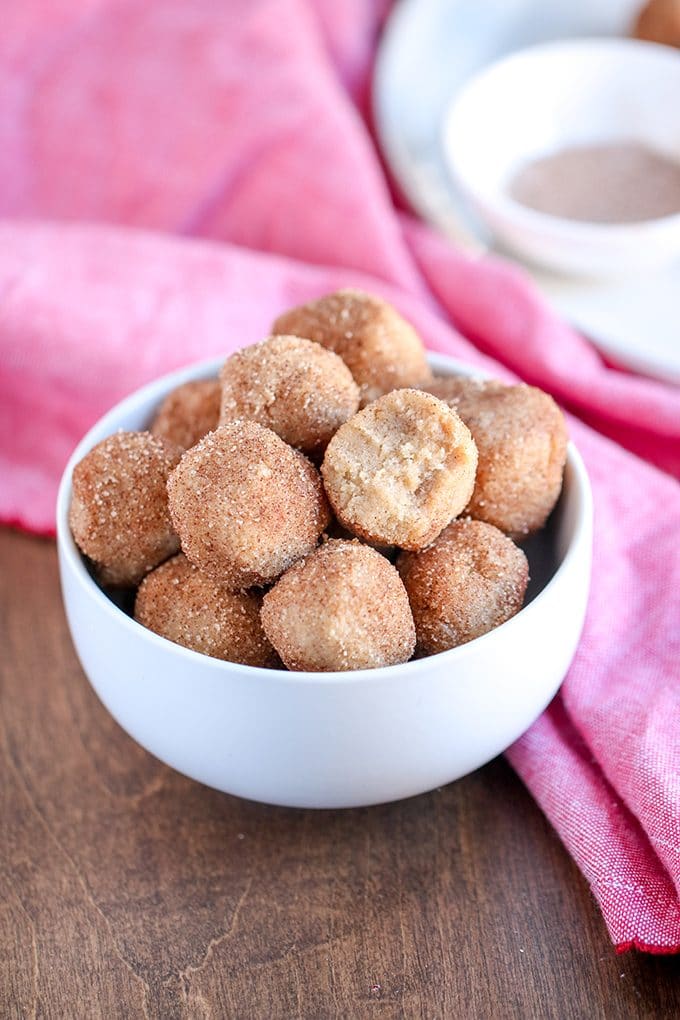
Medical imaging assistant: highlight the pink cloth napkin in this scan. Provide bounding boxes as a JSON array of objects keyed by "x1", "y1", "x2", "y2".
[{"x1": 1, "y1": 0, "x2": 679, "y2": 953}]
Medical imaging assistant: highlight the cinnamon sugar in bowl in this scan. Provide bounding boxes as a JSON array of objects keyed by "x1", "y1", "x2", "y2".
[{"x1": 444, "y1": 39, "x2": 680, "y2": 277}]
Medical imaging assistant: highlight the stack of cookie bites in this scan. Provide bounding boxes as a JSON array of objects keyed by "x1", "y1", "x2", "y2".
[{"x1": 69, "y1": 290, "x2": 568, "y2": 672}]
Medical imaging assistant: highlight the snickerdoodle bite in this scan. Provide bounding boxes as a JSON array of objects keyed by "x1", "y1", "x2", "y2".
[
  {"x1": 69, "y1": 431, "x2": 181, "y2": 587},
  {"x1": 272, "y1": 289, "x2": 432, "y2": 406},
  {"x1": 398, "y1": 519, "x2": 529, "y2": 654},
  {"x1": 150, "y1": 379, "x2": 221, "y2": 451},
  {"x1": 425, "y1": 376, "x2": 568, "y2": 538},
  {"x1": 219, "y1": 335, "x2": 359, "y2": 455},
  {"x1": 261, "y1": 540, "x2": 415, "y2": 671},
  {"x1": 134, "y1": 554, "x2": 279, "y2": 666},
  {"x1": 321, "y1": 389, "x2": 477, "y2": 551},
  {"x1": 167, "y1": 421, "x2": 330, "y2": 589}
]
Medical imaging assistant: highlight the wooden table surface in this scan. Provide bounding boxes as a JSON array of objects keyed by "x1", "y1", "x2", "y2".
[{"x1": 2, "y1": 528, "x2": 679, "y2": 1019}]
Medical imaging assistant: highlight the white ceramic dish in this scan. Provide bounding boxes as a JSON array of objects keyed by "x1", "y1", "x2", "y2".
[
  {"x1": 57, "y1": 354, "x2": 592, "y2": 809},
  {"x1": 374, "y1": 0, "x2": 680, "y2": 384},
  {"x1": 444, "y1": 39, "x2": 680, "y2": 277}
]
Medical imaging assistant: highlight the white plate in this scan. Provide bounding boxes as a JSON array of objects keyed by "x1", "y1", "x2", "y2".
[{"x1": 374, "y1": 0, "x2": 680, "y2": 384}]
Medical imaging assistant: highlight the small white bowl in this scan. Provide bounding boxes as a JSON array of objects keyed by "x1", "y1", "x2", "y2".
[
  {"x1": 57, "y1": 354, "x2": 592, "y2": 808},
  {"x1": 443, "y1": 39, "x2": 680, "y2": 278}
]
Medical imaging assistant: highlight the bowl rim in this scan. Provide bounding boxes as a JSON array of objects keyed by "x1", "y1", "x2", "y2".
[
  {"x1": 443, "y1": 36, "x2": 680, "y2": 239},
  {"x1": 56, "y1": 352, "x2": 592, "y2": 686}
]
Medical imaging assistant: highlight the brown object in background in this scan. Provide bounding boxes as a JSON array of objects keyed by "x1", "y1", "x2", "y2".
[{"x1": 633, "y1": 0, "x2": 680, "y2": 47}]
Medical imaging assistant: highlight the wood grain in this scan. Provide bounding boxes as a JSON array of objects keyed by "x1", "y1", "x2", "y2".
[{"x1": 1, "y1": 529, "x2": 678, "y2": 1019}]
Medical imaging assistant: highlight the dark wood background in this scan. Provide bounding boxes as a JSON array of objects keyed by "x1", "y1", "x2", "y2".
[{"x1": 2, "y1": 529, "x2": 679, "y2": 1019}]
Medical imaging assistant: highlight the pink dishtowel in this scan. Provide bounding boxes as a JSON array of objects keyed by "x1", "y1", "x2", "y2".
[{"x1": 1, "y1": 1, "x2": 679, "y2": 953}]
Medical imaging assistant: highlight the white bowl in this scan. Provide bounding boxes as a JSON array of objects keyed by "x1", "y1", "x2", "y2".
[
  {"x1": 443, "y1": 39, "x2": 680, "y2": 278},
  {"x1": 57, "y1": 354, "x2": 592, "y2": 808}
]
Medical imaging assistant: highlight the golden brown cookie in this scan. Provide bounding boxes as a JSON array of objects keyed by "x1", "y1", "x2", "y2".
[
  {"x1": 425, "y1": 376, "x2": 567, "y2": 537},
  {"x1": 220, "y1": 335, "x2": 359, "y2": 455},
  {"x1": 398, "y1": 519, "x2": 529, "y2": 654},
  {"x1": 167, "y1": 421, "x2": 330, "y2": 589},
  {"x1": 135, "y1": 554, "x2": 279, "y2": 666},
  {"x1": 273, "y1": 289, "x2": 432, "y2": 406},
  {"x1": 633, "y1": 0, "x2": 680, "y2": 46},
  {"x1": 321, "y1": 389, "x2": 477, "y2": 550},
  {"x1": 150, "y1": 379, "x2": 221, "y2": 452},
  {"x1": 69, "y1": 431, "x2": 181, "y2": 587},
  {"x1": 261, "y1": 540, "x2": 415, "y2": 671}
]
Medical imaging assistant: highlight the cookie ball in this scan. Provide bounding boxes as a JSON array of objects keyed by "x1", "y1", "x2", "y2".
[
  {"x1": 273, "y1": 289, "x2": 432, "y2": 406},
  {"x1": 69, "y1": 431, "x2": 181, "y2": 587},
  {"x1": 150, "y1": 379, "x2": 221, "y2": 452},
  {"x1": 261, "y1": 540, "x2": 416, "y2": 671},
  {"x1": 219, "y1": 335, "x2": 360, "y2": 455},
  {"x1": 633, "y1": 0, "x2": 680, "y2": 47},
  {"x1": 134, "y1": 554, "x2": 279, "y2": 666},
  {"x1": 398, "y1": 519, "x2": 529, "y2": 654},
  {"x1": 167, "y1": 421, "x2": 330, "y2": 589},
  {"x1": 321, "y1": 389, "x2": 478, "y2": 551},
  {"x1": 425, "y1": 376, "x2": 568, "y2": 538}
]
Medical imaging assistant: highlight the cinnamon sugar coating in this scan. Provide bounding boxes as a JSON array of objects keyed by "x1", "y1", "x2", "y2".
[
  {"x1": 398, "y1": 519, "x2": 528, "y2": 654},
  {"x1": 321, "y1": 389, "x2": 477, "y2": 551},
  {"x1": 134, "y1": 554, "x2": 279, "y2": 666},
  {"x1": 167, "y1": 421, "x2": 330, "y2": 589},
  {"x1": 69, "y1": 431, "x2": 181, "y2": 587},
  {"x1": 261, "y1": 540, "x2": 415, "y2": 671},
  {"x1": 150, "y1": 379, "x2": 221, "y2": 451},
  {"x1": 220, "y1": 335, "x2": 359, "y2": 455},
  {"x1": 425, "y1": 376, "x2": 567, "y2": 538},
  {"x1": 272, "y1": 289, "x2": 432, "y2": 406}
]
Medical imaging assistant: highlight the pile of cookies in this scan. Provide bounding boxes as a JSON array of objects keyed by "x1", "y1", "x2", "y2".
[{"x1": 69, "y1": 290, "x2": 568, "y2": 672}]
